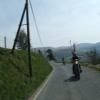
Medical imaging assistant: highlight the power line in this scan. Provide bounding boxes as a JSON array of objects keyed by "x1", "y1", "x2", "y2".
[{"x1": 29, "y1": 0, "x2": 44, "y2": 46}]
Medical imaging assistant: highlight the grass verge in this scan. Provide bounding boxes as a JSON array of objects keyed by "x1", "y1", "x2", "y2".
[
  {"x1": 80, "y1": 62, "x2": 100, "y2": 71},
  {"x1": 0, "y1": 48, "x2": 52, "y2": 100}
]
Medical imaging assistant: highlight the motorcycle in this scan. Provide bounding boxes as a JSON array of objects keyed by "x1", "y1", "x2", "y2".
[{"x1": 72, "y1": 59, "x2": 82, "y2": 80}]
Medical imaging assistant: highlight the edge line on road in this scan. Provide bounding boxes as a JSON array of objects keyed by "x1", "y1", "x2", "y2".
[{"x1": 29, "y1": 63, "x2": 54, "y2": 100}]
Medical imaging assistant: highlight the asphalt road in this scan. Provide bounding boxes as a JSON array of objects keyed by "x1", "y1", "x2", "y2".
[{"x1": 36, "y1": 62, "x2": 100, "y2": 100}]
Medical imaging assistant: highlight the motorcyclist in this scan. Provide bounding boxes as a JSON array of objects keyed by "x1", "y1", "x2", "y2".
[
  {"x1": 73, "y1": 59, "x2": 81, "y2": 80},
  {"x1": 62, "y1": 57, "x2": 66, "y2": 65},
  {"x1": 72, "y1": 52, "x2": 82, "y2": 80},
  {"x1": 72, "y1": 52, "x2": 79, "y2": 62}
]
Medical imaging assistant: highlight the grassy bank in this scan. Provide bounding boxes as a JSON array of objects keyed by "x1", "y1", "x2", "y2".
[{"x1": 0, "y1": 48, "x2": 52, "y2": 100}]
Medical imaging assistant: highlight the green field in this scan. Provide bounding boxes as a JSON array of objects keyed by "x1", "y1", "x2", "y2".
[{"x1": 0, "y1": 48, "x2": 52, "y2": 100}]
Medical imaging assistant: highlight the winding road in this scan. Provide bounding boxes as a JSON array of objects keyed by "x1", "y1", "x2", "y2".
[{"x1": 36, "y1": 62, "x2": 100, "y2": 100}]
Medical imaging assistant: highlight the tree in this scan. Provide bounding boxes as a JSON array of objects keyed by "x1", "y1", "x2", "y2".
[
  {"x1": 46, "y1": 49, "x2": 56, "y2": 61},
  {"x1": 17, "y1": 29, "x2": 28, "y2": 50}
]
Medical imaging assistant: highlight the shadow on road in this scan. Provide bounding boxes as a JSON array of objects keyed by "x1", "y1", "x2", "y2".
[{"x1": 64, "y1": 76, "x2": 80, "y2": 82}]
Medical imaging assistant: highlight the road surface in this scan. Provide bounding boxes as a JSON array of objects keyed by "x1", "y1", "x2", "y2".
[{"x1": 36, "y1": 62, "x2": 100, "y2": 100}]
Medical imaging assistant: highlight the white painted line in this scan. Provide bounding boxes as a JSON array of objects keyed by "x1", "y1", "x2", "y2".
[
  {"x1": 33, "y1": 70, "x2": 54, "y2": 100},
  {"x1": 28, "y1": 62, "x2": 55, "y2": 100}
]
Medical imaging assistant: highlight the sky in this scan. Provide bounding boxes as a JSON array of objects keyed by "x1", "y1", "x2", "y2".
[{"x1": 0, "y1": 0, "x2": 100, "y2": 48}]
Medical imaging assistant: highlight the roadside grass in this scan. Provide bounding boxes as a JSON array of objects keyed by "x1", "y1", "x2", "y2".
[
  {"x1": 0, "y1": 48, "x2": 52, "y2": 100},
  {"x1": 80, "y1": 62, "x2": 100, "y2": 71}
]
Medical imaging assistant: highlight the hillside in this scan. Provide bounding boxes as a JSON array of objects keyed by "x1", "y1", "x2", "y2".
[
  {"x1": 0, "y1": 48, "x2": 52, "y2": 100},
  {"x1": 53, "y1": 42, "x2": 100, "y2": 60},
  {"x1": 33, "y1": 42, "x2": 100, "y2": 62}
]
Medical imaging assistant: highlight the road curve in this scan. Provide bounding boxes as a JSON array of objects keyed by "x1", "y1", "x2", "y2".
[{"x1": 36, "y1": 62, "x2": 100, "y2": 100}]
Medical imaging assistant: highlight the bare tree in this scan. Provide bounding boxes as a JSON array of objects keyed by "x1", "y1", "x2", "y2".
[{"x1": 17, "y1": 29, "x2": 28, "y2": 50}]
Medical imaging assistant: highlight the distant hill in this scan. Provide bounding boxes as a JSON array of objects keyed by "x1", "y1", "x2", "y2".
[
  {"x1": 77, "y1": 42, "x2": 100, "y2": 52},
  {"x1": 77, "y1": 43, "x2": 94, "y2": 51},
  {"x1": 34, "y1": 42, "x2": 100, "y2": 61},
  {"x1": 53, "y1": 42, "x2": 100, "y2": 61}
]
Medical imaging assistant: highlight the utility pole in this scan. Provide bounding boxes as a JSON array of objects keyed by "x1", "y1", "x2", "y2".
[
  {"x1": 70, "y1": 40, "x2": 73, "y2": 53},
  {"x1": 11, "y1": 0, "x2": 32, "y2": 79},
  {"x1": 26, "y1": 0, "x2": 32, "y2": 78},
  {"x1": 11, "y1": 3, "x2": 27, "y2": 53},
  {"x1": 4, "y1": 36, "x2": 7, "y2": 48},
  {"x1": 73, "y1": 43, "x2": 76, "y2": 53}
]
